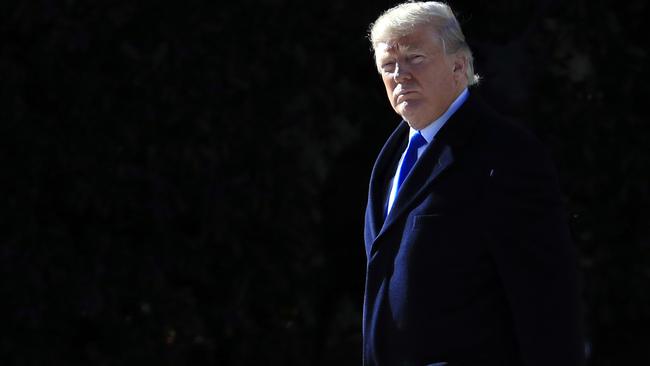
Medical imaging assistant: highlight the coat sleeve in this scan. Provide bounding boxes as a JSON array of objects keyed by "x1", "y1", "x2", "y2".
[{"x1": 482, "y1": 129, "x2": 585, "y2": 366}]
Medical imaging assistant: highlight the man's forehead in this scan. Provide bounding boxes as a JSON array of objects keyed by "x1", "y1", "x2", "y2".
[
  {"x1": 375, "y1": 28, "x2": 439, "y2": 55},
  {"x1": 375, "y1": 40, "x2": 424, "y2": 55}
]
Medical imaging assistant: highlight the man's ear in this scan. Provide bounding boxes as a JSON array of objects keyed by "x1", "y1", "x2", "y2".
[{"x1": 451, "y1": 54, "x2": 467, "y2": 80}]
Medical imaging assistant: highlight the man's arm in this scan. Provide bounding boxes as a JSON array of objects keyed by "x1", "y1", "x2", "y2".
[{"x1": 483, "y1": 130, "x2": 585, "y2": 366}]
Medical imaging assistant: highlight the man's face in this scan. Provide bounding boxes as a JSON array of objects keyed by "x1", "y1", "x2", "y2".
[{"x1": 375, "y1": 24, "x2": 465, "y2": 130}]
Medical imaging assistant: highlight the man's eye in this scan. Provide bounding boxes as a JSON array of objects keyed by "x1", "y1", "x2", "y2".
[
  {"x1": 410, "y1": 55, "x2": 424, "y2": 63},
  {"x1": 382, "y1": 62, "x2": 396, "y2": 71}
]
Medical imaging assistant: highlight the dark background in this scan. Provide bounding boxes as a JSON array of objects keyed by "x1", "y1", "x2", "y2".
[{"x1": 3, "y1": 0, "x2": 648, "y2": 365}]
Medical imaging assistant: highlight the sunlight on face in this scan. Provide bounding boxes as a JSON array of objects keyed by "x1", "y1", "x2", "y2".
[{"x1": 375, "y1": 24, "x2": 466, "y2": 130}]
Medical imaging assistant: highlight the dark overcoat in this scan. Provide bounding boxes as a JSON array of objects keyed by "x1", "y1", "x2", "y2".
[{"x1": 363, "y1": 94, "x2": 584, "y2": 366}]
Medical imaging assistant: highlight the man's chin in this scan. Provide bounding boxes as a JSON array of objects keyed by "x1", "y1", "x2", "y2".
[
  {"x1": 399, "y1": 111, "x2": 430, "y2": 130},
  {"x1": 397, "y1": 103, "x2": 420, "y2": 121}
]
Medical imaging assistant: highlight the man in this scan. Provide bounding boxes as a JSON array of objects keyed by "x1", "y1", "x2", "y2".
[{"x1": 362, "y1": 2, "x2": 584, "y2": 365}]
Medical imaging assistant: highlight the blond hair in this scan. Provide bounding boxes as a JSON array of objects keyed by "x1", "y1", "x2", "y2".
[{"x1": 369, "y1": 1, "x2": 480, "y2": 85}]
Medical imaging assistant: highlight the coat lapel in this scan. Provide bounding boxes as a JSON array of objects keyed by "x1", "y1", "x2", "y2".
[
  {"x1": 365, "y1": 122, "x2": 409, "y2": 253},
  {"x1": 380, "y1": 141, "x2": 454, "y2": 233},
  {"x1": 367, "y1": 94, "x2": 480, "y2": 256}
]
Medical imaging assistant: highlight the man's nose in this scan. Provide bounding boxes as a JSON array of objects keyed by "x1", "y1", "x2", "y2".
[{"x1": 393, "y1": 63, "x2": 411, "y2": 82}]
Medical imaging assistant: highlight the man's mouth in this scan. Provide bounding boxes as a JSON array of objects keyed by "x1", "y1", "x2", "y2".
[{"x1": 396, "y1": 91, "x2": 415, "y2": 103}]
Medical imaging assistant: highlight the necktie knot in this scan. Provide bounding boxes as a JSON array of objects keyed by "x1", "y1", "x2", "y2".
[
  {"x1": 396, "y1": 132, "x2": 427, "y2": 191},
  {"x1": 408, "y1": 132, "x2": 427, "y2": 151}
]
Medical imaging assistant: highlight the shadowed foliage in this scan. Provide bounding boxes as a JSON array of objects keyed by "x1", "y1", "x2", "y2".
[{"x1": 2, "y1": 0, "x2": 648, "y2": 365}]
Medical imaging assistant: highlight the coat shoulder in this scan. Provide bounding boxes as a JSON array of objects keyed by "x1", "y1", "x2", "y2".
[{"x1": 470, "y1": 100, "x2": 553, "y2": 170}]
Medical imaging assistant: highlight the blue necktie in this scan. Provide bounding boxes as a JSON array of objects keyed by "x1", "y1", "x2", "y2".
[{"x1": 396, "y1": 132, "x2": 427, "y2": 191}]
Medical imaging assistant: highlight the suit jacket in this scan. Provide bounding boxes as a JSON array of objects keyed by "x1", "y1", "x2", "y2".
[{"x1": 363, "y1": 94, "x2": 584, "y2": 366}]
